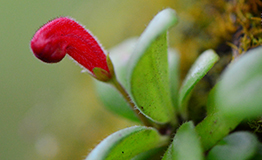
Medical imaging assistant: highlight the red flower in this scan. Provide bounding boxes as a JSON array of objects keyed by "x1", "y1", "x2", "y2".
[{"x1": 30, "y1": 17, "x2": 113, "y2": 81}]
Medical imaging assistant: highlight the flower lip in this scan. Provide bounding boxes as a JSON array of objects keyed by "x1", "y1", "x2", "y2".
[{"x1": 30, "y1": 17, "x2": 110, "y2": 75}]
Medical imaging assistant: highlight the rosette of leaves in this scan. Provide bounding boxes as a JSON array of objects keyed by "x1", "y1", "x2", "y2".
[{"x1": 89, "y1": 8, "x2": 262, "y2": 160}]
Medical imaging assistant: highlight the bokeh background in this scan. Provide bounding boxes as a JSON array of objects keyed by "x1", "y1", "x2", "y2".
[{"x1": 0, "y1": 0, "x2": 176, "y2": 159}]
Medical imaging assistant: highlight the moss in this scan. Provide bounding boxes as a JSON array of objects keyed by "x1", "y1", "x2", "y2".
[
  {"x1": 173, "y1": 0, "x2": 262, "y2": 126},
  {"x1": 171, "y1": 0, "x2": 261, "y2": 77}
]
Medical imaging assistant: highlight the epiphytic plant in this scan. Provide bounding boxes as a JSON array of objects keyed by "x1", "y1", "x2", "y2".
[{"x1": 31, "y1": 8, "x2": 262, "y2": 160}]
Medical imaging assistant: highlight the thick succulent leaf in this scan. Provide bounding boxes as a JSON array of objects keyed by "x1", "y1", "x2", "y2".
[
  {"x1": 162, "y1": 121, "x2": 204, "y2": 160},
  {"x1": 178, "y1": 49, "x2": 219, "y2": 118},
  {"x1": 127, "y1": 8, "x2": 178, "y2": 123},
  {"x1": 86, "y1": 126, "x2": 169, "y2": 160},
  {"x1": 206, "y1": 84, "x2": 219, "y2": 115},
  {"x1": 215, "y1": 46, "x2": 262, "y2": 118},
  {"x1": 207, "y1": 132, "x2": 258, "y2": 160},
  {"x1": 95, "y1": 39, "x2": 180, "y2": 122},
  {"x1": 168, "y1": 49, "x2": 180, "y2": 110},
  {"x1": 95, "y1": 38, "x2": 139, "y2": 122},
  {"x1": 195, "y1": 111, "x2": 241, "y2": 151},
  {"x1": 199, "y1": 47, "x2": 262, "y2": 151}
]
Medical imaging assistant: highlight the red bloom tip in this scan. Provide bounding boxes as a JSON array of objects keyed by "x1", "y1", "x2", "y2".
[{"x1": 30, "y1": 17, "x2": 110, "y2": 76}]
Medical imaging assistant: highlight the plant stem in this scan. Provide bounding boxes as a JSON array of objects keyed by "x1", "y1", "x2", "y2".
[{"x1": 109, "y1": 75, "x2": 153, "y2": 127}]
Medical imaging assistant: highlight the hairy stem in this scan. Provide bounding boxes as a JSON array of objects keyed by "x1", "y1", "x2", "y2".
[{"x1": 109, "y1": 75, "x2": 153, "y2": 127}]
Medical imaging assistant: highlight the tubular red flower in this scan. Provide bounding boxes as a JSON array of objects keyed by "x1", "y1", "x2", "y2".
[{"x1": 30, "y1": 17, "x2": 110, "y2": 76}]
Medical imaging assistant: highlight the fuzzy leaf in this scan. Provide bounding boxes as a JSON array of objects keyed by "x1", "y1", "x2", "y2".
[
  {"x1": 127, "y1": 8, "x2": 178, "y2": 123},
  {"x1": 207, "y1": 132, "x2": 258, "y2": 160},
  {"x1": 162, "y1": 121, "x2": 204, "y2": 160},
  {"x1": 215, "y1": 47, "x2": 262, "y2": 118},
  {"x1": 86, "y1": 126, "x2": 168, "y2": 160},
  {"x1": 178, "y1": 49, "x2": 219, "y2": 118}
]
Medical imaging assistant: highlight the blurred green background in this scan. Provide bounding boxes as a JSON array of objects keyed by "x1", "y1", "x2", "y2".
[{"x1": 0, "y1": 0, "x2": 175, "y2": 159}]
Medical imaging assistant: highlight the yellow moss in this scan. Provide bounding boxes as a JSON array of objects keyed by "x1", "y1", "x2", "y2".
[
  {"x1": 170, "y1": 0, "x2": 262, "y2": 74},
  {"x1": 229, "y1": 0, "x2": 262, "y2": 57}
]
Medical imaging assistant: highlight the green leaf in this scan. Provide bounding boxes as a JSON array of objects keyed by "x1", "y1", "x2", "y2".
[
  {"x1": 162, "y1": 121, "x2": 204, "y2": 160},
  {"x1": 94, "y1": 38, "x2": 139, "y2": 122},
  {"x1": 94, "y1": 39, "x2": 181, "y2": 122},
  {"x1": 207, "y1": 132, "x2": 258, "y2": 160},
  {"x1": 85, "y1": 126, "x2": 169, "y2": 160},
  {"x1": 215, "y1": 46, "x2": 262, "y2": 118},
  {"x1": 195, "y1": 112, "x2": 241, "y2": 151},
  {"x1": 168, "y1": 49, "x2": 180, "y2": 110},
  {"x1": 206, "y1": 84, "x2": 219, "y2": 115},
  {"x1": 127, "y1": 8, "x2": 178, "y2": 123},
  {"x1": 178, "y1": 49, "x2": 219, "y2": 118}
]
